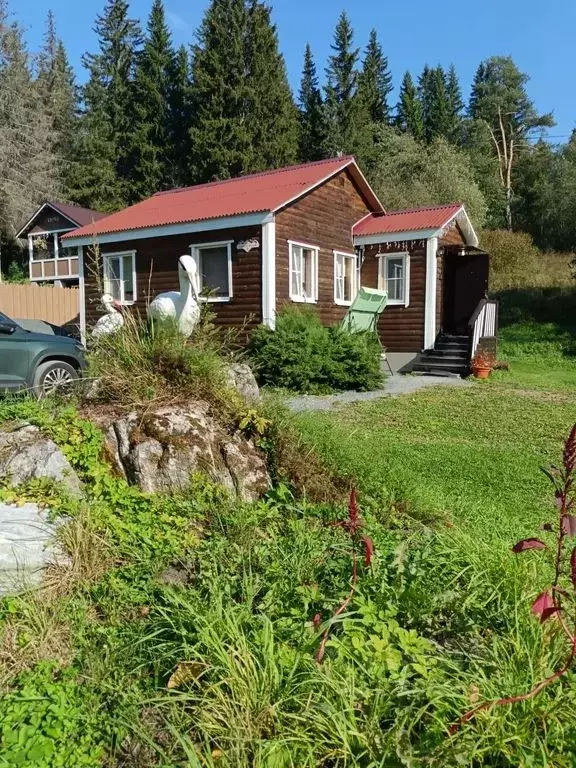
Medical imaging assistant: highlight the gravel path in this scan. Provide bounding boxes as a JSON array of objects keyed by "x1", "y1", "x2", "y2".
[
  {"x1": 0, "y1": 503, "x2": 62, "y2": 596},
  {"x1": 287, "y1": 374, "x2": 471, "y2": 412}
]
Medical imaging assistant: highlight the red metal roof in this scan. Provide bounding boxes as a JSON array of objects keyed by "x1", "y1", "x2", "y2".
[
  {"x1": 353, "y1": 203, "x2": 463, "y2": 236},
  {"x1": 63, "y1": 156, "x2": 382, "y2": 240}
]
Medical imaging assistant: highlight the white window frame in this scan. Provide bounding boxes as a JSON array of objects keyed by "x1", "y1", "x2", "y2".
[
  {"x1": 103, "y1": 250, "x2": 137, "y2": 305},
  {"x1": 288, "y1": 240, "x2": 319, "y2": 303},
  {"x1": 333, "y1": 250, "x2": 358, "y2": 306},
  {"x1": 190, "y1": 240, "x2": 233, "y2": 302},
  {"x1": 378, "y1": 252, "x2": 410, "y2": 307}
]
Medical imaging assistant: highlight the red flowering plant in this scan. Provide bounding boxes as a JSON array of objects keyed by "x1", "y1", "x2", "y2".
[
  {"x1": 315, "y1": 488, "x2": 374, "y2": 663},
  {"x1": 452, "y1": 424, "x2": 576, "y2": 733}
]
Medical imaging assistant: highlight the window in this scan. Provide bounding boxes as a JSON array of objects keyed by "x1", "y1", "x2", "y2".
[
  {"x1": 289, "y1": 241, "x2": 318, "y2": 303},
  {"x1": 191, "y1": 241, "x2": 233, "y2": 301},
  {"x1": 103, "y1": 251, "x2": 136, "y2": 304},
  {"x1": 379, "y1": 252, "x2": 410, "y2": 306},
  {"x1": 333, "y1": 251, "x2": 358, "y2": 305}
]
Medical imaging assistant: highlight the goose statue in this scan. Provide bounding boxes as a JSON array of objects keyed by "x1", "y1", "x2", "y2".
[
  {"x1": 91, "y1": 294, "x2": 125, "y2": 339},
  {"x1": 147, "y1": 254, "x2": 201, "y2": 338}
]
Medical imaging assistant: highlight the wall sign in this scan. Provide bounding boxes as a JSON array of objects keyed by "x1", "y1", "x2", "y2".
[{"x1": 237, "y1": 238, "x2": 259, "y2": 252}]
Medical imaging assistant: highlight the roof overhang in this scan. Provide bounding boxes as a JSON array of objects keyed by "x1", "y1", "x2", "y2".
[
  {"x1": 353, "y1": 205, "x2": 479, "y2": 248},
  {"x1": 63, "y1": 211, "x2": 273, "y2": 247},
  {"x1": 15, "y1": 201, "x2": 80, "y2": 240}
]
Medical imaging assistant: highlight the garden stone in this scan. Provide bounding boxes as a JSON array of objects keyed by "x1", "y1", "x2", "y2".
[
  {"x1": 0, "y1": 423, "x2": 81, "y2": 494},
  {"x1": 225, "y1": 363, "x2": 261, "y2": 402},
  {"x1": 103, "y1": 401, "x2": 269, "y2": 501}
]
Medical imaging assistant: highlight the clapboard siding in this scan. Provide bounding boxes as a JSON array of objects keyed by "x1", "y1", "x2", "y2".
[
  {"x1": 275, "y1": 169, "x2": 372, "y2": 325},
  {"x1": 361, "y1": 241, "x2": 427, "y2": 352},
  {"x1": 84, "y1": 226, "x2": 262, "y2": 329}
]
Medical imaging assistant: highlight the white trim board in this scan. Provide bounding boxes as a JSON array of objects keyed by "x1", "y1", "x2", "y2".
[
  {"x1": 63, "y1": 212, "x2": 273, "y2": 247},
  {"x1": 16, "y1": 202, "x2": 81, "y2": 239},
  {"x1": 354, "y1": 229, "x2": 438, "y2": 246},
  {"x1": 261, "y1": 221, "x2": 276, "y2": 329},
  {"x1": 424, "y1": 237, "x2": 438, "y2": 349}
]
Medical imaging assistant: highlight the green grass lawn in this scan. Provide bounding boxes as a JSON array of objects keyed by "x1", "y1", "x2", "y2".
[{"x1": 294, "y1": 381, "x2": 576, "y2": 545}]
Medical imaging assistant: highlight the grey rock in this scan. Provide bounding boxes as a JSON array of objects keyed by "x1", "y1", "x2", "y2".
[
  {"x1": 225, "y1": 363, "x2": 261, "y2": 403},
  {"x1": 0, "y1": 423, "x2": 81, "y2": 494},
  {"x1": 103, "y1": 401, "x2": 269, "y2": 501},
  {"x1": 0, "y1": 502, "x2": 65, "y2": 596}
]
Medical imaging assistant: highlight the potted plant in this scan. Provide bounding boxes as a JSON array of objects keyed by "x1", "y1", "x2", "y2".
[{"x1": 471, "y1": 349, "x2": 495, "y2": 379}]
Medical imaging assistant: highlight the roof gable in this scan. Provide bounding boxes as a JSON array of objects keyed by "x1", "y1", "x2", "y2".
[
  {"x1": 353, "y1": 203, "x2": 478, "y2": 247},
  {"x1": 63, "y1": 157, "x2": 384, "y2": 242},
  {"x1": 16, "y1": 201, "x2": 106, "y2": 239}
]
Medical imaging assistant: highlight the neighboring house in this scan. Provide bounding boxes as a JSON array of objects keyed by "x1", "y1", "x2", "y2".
[
  {"x1": 16, "y1": 201, "x2": 106, "y2": 287},
  {"x1": 62, "y1": 157, "x2": 495, "y2": 372}
]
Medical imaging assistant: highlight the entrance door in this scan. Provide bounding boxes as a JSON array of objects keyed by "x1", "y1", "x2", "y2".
[{"x1": 442, "y1": 252, "x2": 489, "y2": 334}]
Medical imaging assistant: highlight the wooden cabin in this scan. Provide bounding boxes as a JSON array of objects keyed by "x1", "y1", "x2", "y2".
[
  {"x1": 16, "y1": 201, "x2": 105, "y2": 286},
  {"x1": 62, "y1": 157, "x2": 496, "y2": 373}
]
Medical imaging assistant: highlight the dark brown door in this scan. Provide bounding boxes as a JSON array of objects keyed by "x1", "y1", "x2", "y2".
[{"x1": 442, "y1": 252, "x2": 489, "y2": 334}]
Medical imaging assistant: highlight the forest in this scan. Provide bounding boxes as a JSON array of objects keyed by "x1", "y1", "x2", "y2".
[{"x1": 1, "y1": 0, "x2": 574, "y2": 274}]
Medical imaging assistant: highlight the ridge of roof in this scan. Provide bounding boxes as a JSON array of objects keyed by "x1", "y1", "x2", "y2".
[{"x1": 152, "y1": 156, "x2": 355, "y2": 197}]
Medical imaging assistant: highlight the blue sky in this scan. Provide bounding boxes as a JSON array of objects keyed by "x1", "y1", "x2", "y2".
[{"x1": 16, "y1": 0, "x2": 576, "y2": 142}]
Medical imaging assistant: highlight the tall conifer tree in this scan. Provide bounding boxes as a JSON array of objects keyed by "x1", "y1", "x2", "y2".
[
  {"x1": 395, "y1": 71, "x2": 424, "y2": 140},
  {"x1": 131, "y1": 0, "x2": 175, "y2": 199},
  {"x1": 425, "y1": 66, "x2": 452, "y2": 142},
  {"x1": 446, "y1": 63, "x2": 464, "y2": 141},
  {"x1": 72, "y1": 0, "x2": 142, "y2": 210},
  {"x1": 168, "y1": 45, "x2": 192, "y2": 186},
  {"x1": 189, "y1": 0, "x2": 297, "y2": 182},
  {"x1": 358, "y1": 29, "x2": 392, "y2": 125},
  {"x1": 298, "y1": 43, "x2": 327, "y2": 162}
]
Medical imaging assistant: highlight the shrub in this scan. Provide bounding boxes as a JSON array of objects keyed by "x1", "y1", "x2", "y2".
[
  {"x1": 87, "y1": 308, "x2": 243, "y2": 415},
  {"x1": 248, "y1": 306, "x2": 383, "y2": 393}
]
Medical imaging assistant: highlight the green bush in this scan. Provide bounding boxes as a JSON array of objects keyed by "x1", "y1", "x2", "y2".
[{"x1": 248, "y1": 306, "x2": 383, "y2": 393}]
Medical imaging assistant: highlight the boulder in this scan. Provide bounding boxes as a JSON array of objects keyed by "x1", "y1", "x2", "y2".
[
  {"x1": 225, "y1": 363, "x2": 261, "y2": 403},
  {"x1": 103, "y1": 401, "x2": 269, "y2": 501},
  {"x1": 0, "y1": 423, "x2": 81, "y2": 495}
]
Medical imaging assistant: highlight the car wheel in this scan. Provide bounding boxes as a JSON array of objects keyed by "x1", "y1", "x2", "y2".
[{"x1": 32, "y1": 360, "x2": 78, "y2": 398}]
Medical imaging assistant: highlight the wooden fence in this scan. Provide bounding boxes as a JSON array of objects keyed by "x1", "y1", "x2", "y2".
[{"x1": 0, "y1": 283, "x2": 79, "y2": 326}]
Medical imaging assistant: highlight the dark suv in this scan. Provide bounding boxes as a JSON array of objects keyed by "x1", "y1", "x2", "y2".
[{"x1": 0, "y1": 311, "x2": 85, "y2": 396}]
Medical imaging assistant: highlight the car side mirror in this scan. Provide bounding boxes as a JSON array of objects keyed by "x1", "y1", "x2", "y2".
[{"x1": 0, "y1": 322, "x2": 16, "y2": 335}]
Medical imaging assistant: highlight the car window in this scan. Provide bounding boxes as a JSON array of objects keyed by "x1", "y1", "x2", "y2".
[{"x1": 0, "y1": 311, "x2": 15, "y2": 324}]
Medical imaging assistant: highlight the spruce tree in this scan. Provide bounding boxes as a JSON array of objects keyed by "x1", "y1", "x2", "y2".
[
  {"x1": 131, "y1": 0, "x2": 175, "y2": 199},
  {"x1": 189, "y1": 0, "x2": 298, "y2": 182},
  {"x1": 168, "y1": 45, "x2": 192, "y2": 186},
  {"x1": 72, "y1": 0, "x2": 142, "y2": 210},
  {"x1": 446, "y1": 63, "x2": 464, "y2": 141},
  {"x1": 358, "y1": 29, "x2": 392, "y2": 125},
  {"x1": 395, "y1": 71, "x2": 424, "y2": 141},
  {"x1": 36, "y1": 12, "x2": 78, "y2": 196},
  {"x1": 324, "y1": 11, "x2": 371, "y2": 163},
  {"x1": 298, "y1": 43, "x2": 327, "y2": 162},
  {"x1": 418, "y1": 65, "x2": 434, "y2": 140},
  {"x1": 425, "y1": 66, "x2": 452, "y2": 142},
  {"x1": 244, "y1": 0, "x2": 298, "y2": 170}
]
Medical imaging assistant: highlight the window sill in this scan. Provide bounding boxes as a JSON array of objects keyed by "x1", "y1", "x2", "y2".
[
  {"x1": 290, "y1": 295, "x2": 317, "y2": 304},
  {"x1": 387, "y1": 299, "x2": 409, "y2": 307},
  {"x1": 200, "y1": 296, "x2": 232, "y2": 303},
  {"x1": 335, "y1": 298, "x2": 353, "y2": 307}
]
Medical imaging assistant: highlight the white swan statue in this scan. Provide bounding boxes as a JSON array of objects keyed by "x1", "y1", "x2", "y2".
[
  {"x1": 147, "y1": 254, "x2": 201, "y2": 338},
  {"x1": 92, "y1": 294, "x2": 124, "y2": 339}
]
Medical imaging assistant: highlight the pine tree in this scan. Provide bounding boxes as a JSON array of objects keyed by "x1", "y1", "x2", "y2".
[
  {"x1": 298, "y1": 43, "x2": 327, "y2": 162},
  {"x1": 131, "y1": 0, "x2": 175, "y2": 199},
  {"x1": 168, "y1": 45, "x2": 192, "y2": 186},
  {"x1": 358, "y1": 29, "x2": 392, "y2": 125},
  {"x1": 418, "y1": 65, "x2": 435, "y2": 140},
  {"x1": 469, "y1": 56, "x2": 554, "y2": 228},
  {"x1": 395, "y1": 71, "x2": 424, "y2": 140},
  {"x1": 324, "y1": 11, "x2": 365, "y2": 157},
  {"x1": 189, "y1": 0, "x2": 297, "y2": 182},
  {"x1": 72, "y1": 0, "x2": 142, "y2": 210}
]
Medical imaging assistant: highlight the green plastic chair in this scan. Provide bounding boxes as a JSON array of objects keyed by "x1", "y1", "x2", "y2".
[{"x1": 341, "y1": 287, "x2": 392, "y2": 374}]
